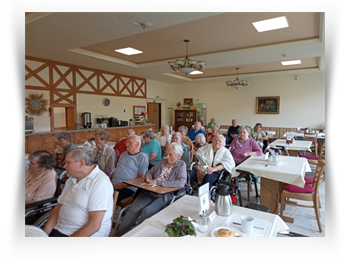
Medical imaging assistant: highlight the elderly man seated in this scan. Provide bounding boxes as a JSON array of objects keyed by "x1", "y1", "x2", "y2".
[
  {"x1": 111, "y1": 135, "x2": 149, "y2": 203},
  {"x1": 190, "y1": 134, "x2": 235, "y2": 189},
  {"x1": 187, "y1": 121, "x2": 205, "y2": 142},
  {"x1": 113, "y1": 129, "x2": 136, "y2": 162},
  {"x1": 57, "y1": 131, "x2": 78, "y2": 167},
  {"x1": 43, "y1": 148, "x2": 113, "y2": 237}
]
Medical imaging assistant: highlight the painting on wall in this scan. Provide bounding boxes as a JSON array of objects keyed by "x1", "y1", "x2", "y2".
[
  {"x1": 256, "y1": 96, "x2": 280, "y2": 114},
  {"x1": 183, "y1": 98, "x2": 193, "y2": 105}
]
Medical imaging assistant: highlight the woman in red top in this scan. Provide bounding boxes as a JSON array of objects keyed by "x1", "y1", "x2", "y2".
[{"x1": 208, "y1": 125, "x2": 220, "y2": 143}]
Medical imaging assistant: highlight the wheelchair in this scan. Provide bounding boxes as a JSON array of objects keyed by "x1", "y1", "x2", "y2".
[{"x1": 25, "y1": 167, "x2": 67, "y2": 229}]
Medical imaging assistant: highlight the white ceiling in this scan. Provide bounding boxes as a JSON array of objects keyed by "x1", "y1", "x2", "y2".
[{"x1": 25, "y1": 12, "x2": 325, "y2": 84}]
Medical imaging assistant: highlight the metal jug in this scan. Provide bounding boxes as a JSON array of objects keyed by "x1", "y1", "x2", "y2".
[{"x1": 214, "y1": 185, "x2": 232, "y2": 216}]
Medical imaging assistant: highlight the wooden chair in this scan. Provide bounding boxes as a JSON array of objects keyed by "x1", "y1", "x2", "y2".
[
  {"x1": 301, "y1": 141, "x2": 325, "y2": 184},
  {"x1": 303, "y1": 132, "x2": 318, "y2": 156},
  {"x1": 183, "y1": 140, "x2": 194, "y2": 163},
  {"x1": 280, "y1": 160, "x2": 325, "y2": 232},
  {"x1": 109, "y1": 191, "x2": 119, "y2": 237},
  {"x1": 53, "y1": 141, "x2": 62, "y2": 166},
  {"x1": 77, "y1": 138, "x2": 89, "y2": 144}
]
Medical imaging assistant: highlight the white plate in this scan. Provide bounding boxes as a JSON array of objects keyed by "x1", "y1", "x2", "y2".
[{"x1": 211, "y1": 227, "x2": 241, "y2": 237}]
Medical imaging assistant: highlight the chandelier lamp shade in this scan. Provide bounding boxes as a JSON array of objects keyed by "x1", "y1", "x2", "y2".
[
  {"x1": 168, "y1": 39, "x2": 206, "y2": 75},
  {"x1": 226, "y1": 67, "x2": 249, "y2": 89}
]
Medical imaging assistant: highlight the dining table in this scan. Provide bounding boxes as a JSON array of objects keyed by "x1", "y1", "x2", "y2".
[
  {"x1": 121, "y1": 195, "x2": 290, "y2": 237},
  {"x1": 123, "y1": 177, "x2": 182, "y2": 194},
  {"x1": 268, "y1": 139, "x2": 312, "y2": 156},
  {"x1": 233, "y1": 155, "x2": 311, "y2": 217}
]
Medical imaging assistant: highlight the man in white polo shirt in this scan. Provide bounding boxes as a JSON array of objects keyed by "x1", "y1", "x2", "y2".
[{"x1": 43, "y1": 148, "x2": 113, "y2": 237}]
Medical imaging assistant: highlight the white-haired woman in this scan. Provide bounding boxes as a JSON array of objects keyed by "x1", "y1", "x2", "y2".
[
  {"x1": 155, "y1": 125, "x2": 171, "y2": 147},
  {"x1": 207, "y1": 125, "x2": 220, "y2": 143},
  {"x1": 193, "y1": 133, "x2": 207, "y2": 162},
  {"x1": 116, "y1": 143, "x2": 187, "y2": 236},
  {"x1": 190, "y1": 134, "x2": 235, "y2": 189},
  {"x1": 178, "y1": 125, "x2": 191, "y2": 142},
  {"x1": 171, "y1": 132, "x2": 190, "y2": 165}
]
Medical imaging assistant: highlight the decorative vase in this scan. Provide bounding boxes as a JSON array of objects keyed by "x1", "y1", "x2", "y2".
[{"x1": 177, "y1": 107, "x2": 181, "y2": 110}]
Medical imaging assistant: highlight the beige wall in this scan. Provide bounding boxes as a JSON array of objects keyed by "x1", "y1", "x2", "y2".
[
  {"x1": 171, "y1": 72, "x2": 325, "y2": 129},
  {"x1": 25, "y1": 71, "x2": 325, "y2": 132}
]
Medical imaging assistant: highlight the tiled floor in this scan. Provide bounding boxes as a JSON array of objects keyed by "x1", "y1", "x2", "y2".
[{"x1": 235, "y1": 170, "x2": 325, "y2": 237}]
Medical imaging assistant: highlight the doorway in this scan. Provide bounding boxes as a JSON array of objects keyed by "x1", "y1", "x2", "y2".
[
  {"x1": 147, "y1": 102, "x2": 161, "y2": 131},
  {"x1": 51, "y1": 105, "x2": 76, "y2": 131}
]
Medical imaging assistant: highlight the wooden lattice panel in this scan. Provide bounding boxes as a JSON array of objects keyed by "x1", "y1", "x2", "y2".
[
  {"x1": 25, "y1": 58, "x2": 50, "y2": 90},
  {"x1": 25, "y1": 56, "x2": 147, "y2": 101}
]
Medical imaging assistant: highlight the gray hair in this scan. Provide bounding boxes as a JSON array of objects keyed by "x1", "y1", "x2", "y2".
[
  {"x1": 127, "y1": 129, "x2": 135, "y2": 136},
  {"x1": 172, "y1": 132, "x2": 182, "y2": 140},
  {"x1": 68, "y1": 148, "x2": 94, "y2": 166},
  {"x1": 29, "y1": 150, "x2": 56, "y2": 169},
  {"x1": 213, "y1": 134, "x2": 226, "y2": 144},
  {"x1": 143, "y1": 129, "x2": 155, "y2": 139},
  {"x1": 238, "y1": 125, "x2": 251, "y2": 134},
  {"x1": 57, "y1": 131, "x2": 72, "y2": 142},
  {"x1": 95, "y1": 129, "x2": 110, "y2": 141},
  {"x1": 178, "y1": 125, "x2": 188, "y2": 134},
  {"x1": 128, "y1": 135, "x2": 142, "y2": 148},
  {"x1": 167, "y1": 142, "x2": 183, "y2": 157},
  {"x1": 195, "y1": 133, "x2": 206, "y2": 144},
  {"x1": 211, "y1": 125, "x2": 220, "y2": 131}
]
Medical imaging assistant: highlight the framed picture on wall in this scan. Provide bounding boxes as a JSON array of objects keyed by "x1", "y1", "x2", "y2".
[
  {"x1": 184, "y1": 98, "x2": 193, "y2": 105},
  {"x1": 256, "y1": 96, "x2": 280, "y2": 114}
]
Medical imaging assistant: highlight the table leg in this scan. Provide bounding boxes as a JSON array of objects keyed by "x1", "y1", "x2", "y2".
[{"x1": 260, "y1": 177, "x2": 282, "y2": 214}]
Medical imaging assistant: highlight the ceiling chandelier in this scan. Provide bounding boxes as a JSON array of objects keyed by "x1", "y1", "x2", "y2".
[
  {"x1": 168, "y1": 39, "x2": 206, "y2": 75},
  {"x1": 226, "y1": 67, "x2": 249, "y2": 89}
]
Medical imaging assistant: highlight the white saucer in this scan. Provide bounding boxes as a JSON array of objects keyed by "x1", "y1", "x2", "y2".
[{"x1": 211, "y1": 226, "x2": 241, "y2": 237}]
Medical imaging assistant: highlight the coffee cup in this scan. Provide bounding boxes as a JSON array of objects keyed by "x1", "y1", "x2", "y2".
[{"x1": 241, "y1": 215, "x2": 254, "y2": 234}]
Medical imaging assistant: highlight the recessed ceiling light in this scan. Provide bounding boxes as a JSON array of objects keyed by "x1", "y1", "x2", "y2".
[
  {"x1": 189, "y1": 71, "x2": 203, "y2": 75},
  {"x1": 115, "y1": 47, "x2": 143, "y2": 55},
  {"x1": 281, "y1": 60, "x2": 301, "y2": 66},
  {"x1": 118, "y1": 14, "x2": 133, "y2": 20},
  {"x1": 252, "y1": 16, "x2": 289, "y2": 32}
]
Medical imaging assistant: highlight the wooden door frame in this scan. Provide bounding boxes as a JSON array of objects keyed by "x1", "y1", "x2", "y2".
[
  {"x1": 147, "y1": 102, "x2": 161, "y2": 131},
  {"x1": 50, "y1": 104, "x2": 77, "y2": 131}
]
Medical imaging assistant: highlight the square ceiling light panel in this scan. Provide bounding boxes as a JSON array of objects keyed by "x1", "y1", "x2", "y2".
[
  {"x1": 252, "y1": 16, "x2": 289, "y2": 32},
  {"x1": 281, "y1": 60, "x2": 301, "y2": 66},
  {"x1": 115, "y1": 47, "x2": 143, "y2": 55}
]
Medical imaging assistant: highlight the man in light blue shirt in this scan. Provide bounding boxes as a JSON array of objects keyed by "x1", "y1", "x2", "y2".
[
  {"x1": 111, "y1": 135, "x2": 148, "y2": 203},
  {"x1": 187, "y1": 121, "x2": 205, "y2": 141}
]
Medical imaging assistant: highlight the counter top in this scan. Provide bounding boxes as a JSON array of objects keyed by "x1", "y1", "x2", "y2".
[{"x1": 25, "y1": 124, "x2": 155, "y2": 136}]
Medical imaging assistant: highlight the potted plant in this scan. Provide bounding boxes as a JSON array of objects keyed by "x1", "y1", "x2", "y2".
[
  {"x1": 189, "y1": 102, "x2": 194, "y2": 110},
  {"x1": 165, "y1": 215, "x2": 197, "y2": 237},
  {"x1": 176, "y1": 102, "x2": 181, "y2": 110}
]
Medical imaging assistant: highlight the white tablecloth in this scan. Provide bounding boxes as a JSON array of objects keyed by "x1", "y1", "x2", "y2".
[
  {"x1": 122, "y1": 195, "x2": 289, "y2": 237},
  {"x1": 268, "y1": 139, "x2": 312, "y2": 152},
  {"x1": 283, "y1": 132, "x2": 325, "y2": 139},
  {"x1": 233, "y1": 156, "x2": 311, "y2": 187}
]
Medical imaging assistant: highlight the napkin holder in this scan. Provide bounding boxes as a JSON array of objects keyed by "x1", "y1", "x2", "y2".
[
  {"x1": 285, "y1": 132, "x2": 294, "y2": 144},
  {"x1": 267, "y1": 148, "x2": 281, "y2": 166}
]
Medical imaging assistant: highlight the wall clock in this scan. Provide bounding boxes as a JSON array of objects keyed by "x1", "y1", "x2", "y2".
[{"x1": 102, "y1": 98, "x2": 110, "y2": 106}]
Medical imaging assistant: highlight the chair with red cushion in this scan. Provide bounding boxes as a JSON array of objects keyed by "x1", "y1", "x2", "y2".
[
  {"x1": 300, "y1": 141, "x2": 325, "y2": 183},
  {"x1": 302, "y1": 132, "x2": 318, "y2": 156},
  {"x1": 280, "y1": 160, "x2": 325, "y2": 232}
]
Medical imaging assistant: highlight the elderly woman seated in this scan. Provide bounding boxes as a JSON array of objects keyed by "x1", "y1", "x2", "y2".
[
  {"x1": 230, "y1": 126, "x2": 263, "y2": 165},
  {"x1": 25, "y1": 150, "x2": 57, "y2": 204},
  {"x1": 91, "y1": 129, "x2": 116, "y2": 178},
  {"x1": 116, "y1": 143, "x2": 187, "y2": 236},
  {"x1": 155, "y1": 125, "x2": 172, "y2": 147},
  {"x1": 141, "y1": 129, "x2": 162, "y2": 170},
  {"x1": 193, "y1": 133, "x2": 207, "y2": 162},
  {"x1": 207, "y1": 125, "x2": 220, "y2": 143},
  {"x1": 170, "y1": 132, "x2": 190, "y2": 165},
  {"x1": 190, "y1": 134, "x2": 235, "y2": 189},
  {"x1": 250, "y1": 123, "x2": 269, "y2": 149},
  {"x1": 57, "y1": 131, "x2": 78, "y2": 167},
  {"x1": 178, "y1": 125, "x2": 191, "y2": 142}
]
